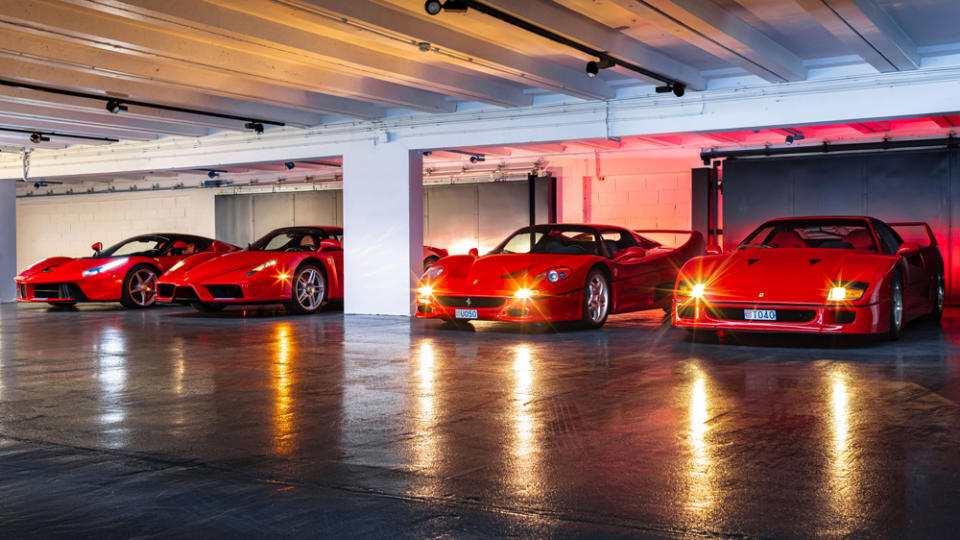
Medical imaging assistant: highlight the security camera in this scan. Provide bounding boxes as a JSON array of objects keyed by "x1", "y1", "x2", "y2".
[
  {"x1": 585, "y1": 58, "x2": 614, "y2": 78},
  {"x1": 469, "y1": 155, "x2": 485, "y2": 164}
]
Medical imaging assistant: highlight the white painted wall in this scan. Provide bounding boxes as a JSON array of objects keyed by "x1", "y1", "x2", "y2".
[
  {"x1": 342, "y1": 143, "x2": 422, "y2": 316},
  {"x1": 15, "y1": 189, "x2": 216, "y2": 272},
  {"x1": 0, "y1": 180, "x2": 15, "y2": 302}
]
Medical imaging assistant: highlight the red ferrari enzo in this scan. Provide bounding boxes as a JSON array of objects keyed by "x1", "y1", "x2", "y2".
[
  {"x1": 15, "y1": 234, "x2": 237, "y2": 308},
  {"x1": 156, "y1": 226, "x2": 344, "y2": 314},
  {"x1": 415, "y1": 224, "x2": 704, "y2": 328},
  {"x1": 673, "y1": 216, "x2": 944, "y2": 339}
]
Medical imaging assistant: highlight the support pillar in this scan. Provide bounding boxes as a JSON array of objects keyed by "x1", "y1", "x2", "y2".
[
  {"x1": 342, "y1": 143, "x2": 423, "y2": 316},
  {"x1": 0, "y1": 180, "x2": 15, "y2": 303}
]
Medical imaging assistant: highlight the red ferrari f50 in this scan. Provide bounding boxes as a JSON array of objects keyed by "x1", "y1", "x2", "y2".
[{"x1": 416, "y1": 224, "x2": 704, "y2": 328}]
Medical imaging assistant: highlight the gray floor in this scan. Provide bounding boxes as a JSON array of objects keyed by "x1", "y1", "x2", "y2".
[{"x1": 0, "y1": 302, "x2": 958, "y2": 538}]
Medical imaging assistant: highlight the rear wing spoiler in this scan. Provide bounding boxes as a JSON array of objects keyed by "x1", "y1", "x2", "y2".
[
  {"x1": 633, "y1": 229, "x2": 705, "y2": 251},
  {"x1": 888, "y1": 222, "x2": 937, "y2": 246}
]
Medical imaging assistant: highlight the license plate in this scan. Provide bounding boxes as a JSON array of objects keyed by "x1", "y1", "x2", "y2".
[
  {"x1": 455, "y1": 308, "x2": 478, "y2": 319},
  {"x1": 744, "y1": 309, "x2": 776, "y2": 321}
]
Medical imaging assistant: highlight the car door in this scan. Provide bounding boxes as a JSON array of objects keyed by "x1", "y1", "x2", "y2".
[
  {"x1": 876, "y1": 222, "x2": 928, "y2": 314},
  {"x1": 600, "y1": 229, "x2": 657, "y2": 311}
]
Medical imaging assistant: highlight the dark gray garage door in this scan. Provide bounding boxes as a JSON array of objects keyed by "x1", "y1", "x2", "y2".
[
  {"x1": 722, "y1": 149, "x2": 958, "y2": 303},
  {"x1": 215, "y1": 179, "x2": 552, "y2": 254}
]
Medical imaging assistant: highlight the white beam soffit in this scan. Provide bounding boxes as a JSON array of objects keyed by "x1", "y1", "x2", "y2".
[
  {"x1": 0, "y1": 0, "x2": 437, "y2": 115},
  {"x1": 286, "y1": 0, "x2": 615, "y2": 101},
  {"x1": 72, "y1": 0, "x2": 533, "y2": 108},
  {"x1": 463, "y1": 0, "x2": 705, "y2": 90},
  {"x1": 4, "y1": 66, "x2": 960, "y2": 180},
  {"x1": 794, "y1": 0, "x2": 919, "y2": 72},
  {"x1": 609, "y1": 0, "x2": 806, "y2": 83}
]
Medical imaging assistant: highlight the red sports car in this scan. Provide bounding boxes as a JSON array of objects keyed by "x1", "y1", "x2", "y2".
[
  {"x1": 673, "y1": 216, "x2": 944, "y2": 339},
  {"x1": 15, "y1": 234, "x2": 237, "y2": 308},
  {"x1": 415, "y1": 224, "x2": 704, "y2": 328},
  {"x1": 156, "y1": 226, "x2": 344, "y2": 314}
]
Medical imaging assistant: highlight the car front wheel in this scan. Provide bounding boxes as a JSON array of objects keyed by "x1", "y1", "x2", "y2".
[
  {"x1": 120, "y1": 265, "x2": 158, "y2": 309},
  {"x1": 284, "y1": 263, "x2": 327, "y2": 315},
  {"x1": 580, "y1": 269, "x2": 610, "y2": 329}
]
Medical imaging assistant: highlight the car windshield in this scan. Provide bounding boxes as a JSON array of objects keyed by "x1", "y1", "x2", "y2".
[
  {"x1": 100, "y1": 236, "x2": 170, "y2": 258},
  {"x1": 492, "y1": 226, "x2": 602, "y2": 255},
  {"x1": 249, "y1": 228, "x2": 340, "y2": 252},
  {"x1": 740, "y1": 219, "x2": 877, "y2": 251}
]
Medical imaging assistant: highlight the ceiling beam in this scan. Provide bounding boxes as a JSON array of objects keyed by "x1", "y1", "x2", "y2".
[
  {"x1": 574, "y1": 138, "x2": 623, "y2": 150},
  {"x1": 73, "y1": 0, "x2": 532, "y2": 108},
  {"x1": 472, "y1": 0, "x2": 705, "y2": 90},
  {"x1": 510, "y1": 143, "x2": 567, "y2": 154},
  {"x1": 610, "y1": 0, "x2": 806, "y2": 83},
  {"x1": 795, "y1": 0, "x2": 919, "y2": 72},
  {"x1": 292, "y1": 0, "x2": 615, "y2": 101},
  {"x1": 0, "y1": 2, "x2": 436, "y2": 115}
]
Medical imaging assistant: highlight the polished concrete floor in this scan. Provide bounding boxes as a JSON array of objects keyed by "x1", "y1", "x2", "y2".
[{"x1": 0, "y1": 302, "x2": 959, "y2": 538}]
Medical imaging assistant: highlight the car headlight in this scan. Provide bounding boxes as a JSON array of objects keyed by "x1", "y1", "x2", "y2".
[
  {"x1": 827, "y1": 281, "x2": 868, "y2": 302},
  {"x1": 82, "y1": 258, "x2": 128, "y2": 277},
  {"x1": 167, "y1": 260, "x2": 187, "y2": 274},
  {"x1": 536, "y1": 267, "x2": 572, "y2": 283},
  {"x1": 677, "y1": 280, "x2": 706, "y2": 298},
  {"x1": 514, "y1": 288, "x2": 539, "y2": 299},
  {"x1": 417, "y1": 284, "x2": 433, "y2": 304},
  {"x1": 422, "y1": 265, "x2": 444, "y2": 280},
  {"x1": 245, "y1": 260, "x2": 278, "y2": 276}
]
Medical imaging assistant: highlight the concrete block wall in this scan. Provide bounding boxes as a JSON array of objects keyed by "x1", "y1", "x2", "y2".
[
  {"x1": 16, "y1": 189, "x2": 216, "y2": 271},
  {"x1": 551, "y1": 147, "x2": 702, "y2": 231}
]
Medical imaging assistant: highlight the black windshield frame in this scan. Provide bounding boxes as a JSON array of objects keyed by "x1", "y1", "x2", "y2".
[
  {"x1": 492, "y1": 225, "x2": 606, "y2": 256},
  {"x1": 249, "y1": 227, "x2": 341, "y2": 252},
  {"x1": 98, "y1": 235, "x2": 172, "y2": 258},
  {"x1": 740, "y1": 218, "x2": 879, "y2": 251}
]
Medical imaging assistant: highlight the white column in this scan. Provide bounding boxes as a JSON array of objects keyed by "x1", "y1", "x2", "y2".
[
  {"x1": 0, "y1": 180, "x2": 15, "y2": 302},
  {"x1": 342, "y1": 142, "x2": 423, "y2": 316}
]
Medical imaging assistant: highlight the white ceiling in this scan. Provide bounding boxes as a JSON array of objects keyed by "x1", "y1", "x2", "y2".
[{"x1": 0, "y1": 0, "x2": 959, "y2": 151}]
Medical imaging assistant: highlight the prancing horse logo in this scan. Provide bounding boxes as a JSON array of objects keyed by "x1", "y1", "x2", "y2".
[{"x1": 466, "y1": 298, "x2": 472, "y2": 306}]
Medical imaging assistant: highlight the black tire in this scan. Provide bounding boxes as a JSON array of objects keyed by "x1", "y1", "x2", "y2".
[
  {"x1": 120, "y1": 264, "x2": 159, "y2": 309},
  {"x1": 284, "y1": 262, "x2": 327, "y2": 315},
  {"x1": 929, "y1": 272, "x2": 945, "y2": 321},
  {"x1": 888, "y1": 271, "x2": 904, "y2": 340},
  {"x1": 191, "y1": 302, "x2": 225, "y2": 313},
  {"x1": 580, "y1": 268, "x2": 610, "y2": 329},
  {"x1": 423, "y1": 256, "x2": 440, "y2": 272}
]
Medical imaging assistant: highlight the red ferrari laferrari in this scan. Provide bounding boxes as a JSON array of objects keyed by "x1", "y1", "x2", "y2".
[
  {"x1": 15, "y1": 234, "x2": 237, "y2": 308},
  {"x1": 415, "y1": 224, "x2": 704, "y2": 328},
  {"x1": 156, "y1": 226, "x2": 344, "y2": 314},
  {"x1": 673, "y1": 216, "x2": 944, "y2": 339}
]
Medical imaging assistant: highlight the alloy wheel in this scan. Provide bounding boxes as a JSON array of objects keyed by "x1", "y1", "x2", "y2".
[
  {"x1": 295, "y1": 268, "x2": 325, "y2": 311},
  {"x1": 586, "y1": 275, "x2": 609, "y2": 323},
  {"x1": 128, "y1": 268, "x2": 157, "y2": 307}
]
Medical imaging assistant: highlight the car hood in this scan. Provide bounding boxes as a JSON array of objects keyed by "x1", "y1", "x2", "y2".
[
  {"x1": 17, "y1": 256, "x2": 127, "y2": 280},
  {"x1": 430, "y1": 253, "x2": 592, "y2": 296},
  {"x1": 165, "y1": 251, "x2": 284, "y2": 283},
  {"x1": 693, "y1": 248, "x2": 891, "y2": 304}
]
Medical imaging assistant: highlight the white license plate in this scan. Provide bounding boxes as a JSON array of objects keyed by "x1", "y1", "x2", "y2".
[
  {"x1": 744, "y1": 309, "x2": 776, "y2": 321},
  {"x1": 455, "y1": 308, "x2": 478, "y2": 319}
]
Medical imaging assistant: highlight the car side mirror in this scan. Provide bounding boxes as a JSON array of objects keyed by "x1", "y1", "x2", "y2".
[
  {"x1": 91, "y1": 242, "x2": 103, "y2": 255},
  {"x1": 618, "y1": 246, "x2": 646, "y2": 258},
  {"x1": 896, "y1": 241, "x2": 919, "y2": 257},
  {"x1": 319, "y1": 239, "x2": 342, "y2": 251},
  {"x1": 468, "y1": 248, "x2": 479, "y2": 257},
  {"x1": 706, "y1": 244, "x2": 722, "y2": 255}
]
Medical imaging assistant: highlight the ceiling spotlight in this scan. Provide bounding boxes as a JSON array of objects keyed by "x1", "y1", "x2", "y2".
[
  {"x1": 585, "y1": 57, "x2": 615, "y2": 78},
  {"x1": 425, "y1": 0, "x2": 467, "y2": 14},
  {"x1": 783, "y1": 128, "x2": 805, "y2": 145},
  {"x1": 417, "y1": 41, "x2": 431, "y2": 52},
  {"x1": 207, "y1": 171, "x2": 219, "y2": 179},
  {"x1": 469, "y1": 154, "x2": 485, "y2": 164},
  {"x1": 105, "y1": 99, "x2": 127, "y2": 114},
  {"x1": 285, "y1": 161, "x2": 295, "y2": 170},
  {"x1": 655, "y1": 83, "x2": 686, "y2": 97},
  {"x1": 245, "y1": 122, "x2": 264, "y2": 135},
  {"x1": 424, "y1": 0, "x2": 443, "y2": 15},
  {"x1": 29, "y1": 133, "x2": 49, "y2": 143}
]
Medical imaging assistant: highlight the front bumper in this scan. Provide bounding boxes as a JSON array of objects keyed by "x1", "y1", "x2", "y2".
[
  {"x1": 156, "y1": 279, "x2": 289, "y2": 304},
  {"x1": 671, "y1": 298, "x2": 887, "y2": 335},
  {"x1": 415, "y1": 290, "x2": 583, "y2": 323},
  {"x1": 14, "y1": 279, "x2": 113, "y2": 302}
]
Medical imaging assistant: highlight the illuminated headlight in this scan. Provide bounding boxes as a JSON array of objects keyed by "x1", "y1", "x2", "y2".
[
  {"x1": 167, "y1": 260, "x2": 187, "y2": 274},
  {"x1": 677, "y1": 280, "x2": 706, "y2": 298},
  {"x1": 827, "y1": 281, "x2": 868, "y2": 302},
  {"x1": 81, "y1": 258, "x2": 128, "y2": 277},
  {"x1": 245, "y1": 259, "x2": 278, "y2": 276},
  {"x1": 417, "y1": 285, "x2": 433, "y2": 304},
  {"x1": 514, "y1": 288, "x2": 539, "y2": 299}
]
